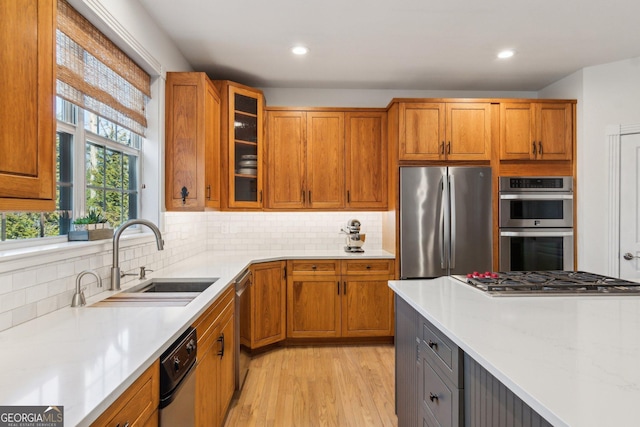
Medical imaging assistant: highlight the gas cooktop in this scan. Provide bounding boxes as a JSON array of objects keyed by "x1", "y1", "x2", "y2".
[{"x1": 465, "y1": 271, "x2": 640, "y2": 296}]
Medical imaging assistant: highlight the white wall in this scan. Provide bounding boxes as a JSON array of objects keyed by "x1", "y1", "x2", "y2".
[{"x1": 539, "y1": 57, "x2": 640, "y2": 274}]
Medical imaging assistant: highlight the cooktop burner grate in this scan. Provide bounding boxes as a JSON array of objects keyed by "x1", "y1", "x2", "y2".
[{"x1": 466, "y1": 271, "x2": 640, "y2": 296}]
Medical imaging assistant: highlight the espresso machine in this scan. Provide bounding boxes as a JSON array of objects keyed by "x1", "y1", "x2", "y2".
[{"x1": 341, "y1": 219, "x2": 366, "y2": 253}]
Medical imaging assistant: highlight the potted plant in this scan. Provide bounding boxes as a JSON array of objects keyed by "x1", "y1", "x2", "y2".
[{"x1": 69, "y1": 208, "x2": 112, "y2": 241}]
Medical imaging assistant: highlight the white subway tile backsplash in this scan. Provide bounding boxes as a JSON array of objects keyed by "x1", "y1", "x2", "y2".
[{"x1": 0, "y1": 211, "x2": 383, "y2": 332}]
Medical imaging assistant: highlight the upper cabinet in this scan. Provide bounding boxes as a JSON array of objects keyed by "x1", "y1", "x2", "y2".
[
  {"x1": 266, "y1": 109, "x2": 388, "y2": 210},
  {"x1": 500, "y1": 102, "x2": 573, "y2": 161},
  {"x1": 345, "y1": 112, "x2": 388, "y2": 209},
  {"x1": 266, "y1": 111, "x2": 344, "y2": 209},
  {"x1": 215, "y1": 81, "x2": 265, "y2": 209},
  {"x1": 0, "y1": 0, "x2": 56, "y2": 211},
  {"x1": 165, "y1": 72, "x2": 221, "y2": 211},
  {"x1": 399, "y1": 102, "x2": 491, "y2": 161}
]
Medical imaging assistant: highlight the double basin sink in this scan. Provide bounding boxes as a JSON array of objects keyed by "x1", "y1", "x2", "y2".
[{"x1": 91, "y1": 278, "x2": 218, "y2": 307}]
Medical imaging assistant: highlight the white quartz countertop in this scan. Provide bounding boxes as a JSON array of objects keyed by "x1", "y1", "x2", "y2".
[
  {"x1": 389, "y1": 276, "x2": 640, "y2": 427},
  {"x1": 0, "y1": 249, "x2": 393, "y2": 427}
]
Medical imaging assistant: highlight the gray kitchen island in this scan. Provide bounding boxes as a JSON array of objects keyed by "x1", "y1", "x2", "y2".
[{"x1": 390, "y1": 276, "x2": 640, "y2": 427}]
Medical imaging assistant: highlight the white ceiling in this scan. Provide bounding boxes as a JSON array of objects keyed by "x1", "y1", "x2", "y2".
[{"x1": 138, "y1": 0, "x2": 640, "y2": 91}]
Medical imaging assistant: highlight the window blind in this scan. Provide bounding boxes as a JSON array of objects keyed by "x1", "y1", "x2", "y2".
[{"x1": 56, "y1": 0, "x2": 150, "y2": 135}]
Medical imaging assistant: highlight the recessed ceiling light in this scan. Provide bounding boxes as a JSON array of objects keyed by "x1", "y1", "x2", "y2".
[
  {"x1": 497, "y1": 50, "x2": 515, "y2": 59},
  {"x1": 292, "y1": 46, "x2": 309, "y2": 55}
]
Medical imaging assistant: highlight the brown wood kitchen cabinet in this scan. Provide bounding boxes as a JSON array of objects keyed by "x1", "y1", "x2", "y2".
[
  {"x1": 286, "y1": 259, "x2": 394, "y2": 339},
  {"x1": 193, "y1": 286, "x2": 235, "y2": 427},
  {"x1": 165, "y1": 72, "x2": 221, "y2": 210},
  {"x1": 266, "y1": 110, "x2": 344, "y2": 209},
  {"x1": 500, "y1": 101, "x2": 573, "y2": 161},
  {"x1": 0, "y1": 0, "x2": 56, "y2": 211},
  {"x1": 215, "y1": 80, "x2": 265, "y2": 209},
  {"x1": 266, "y1": 109, "x2": 387, "y2": 210},
  {"x1": 90, "y1": 360, "x2": 159, "y2": 427},
  {"x1": 398, "y1": 101, "x2": 491, "y2": 161},
  {"x1": 244, "y1": 261, "x2": 287, "y2": 349}
]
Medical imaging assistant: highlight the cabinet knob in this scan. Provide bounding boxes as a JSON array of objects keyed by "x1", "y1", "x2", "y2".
[
  {"x1": 427, "y1": 340, "x2": 438, "y2": 350},
  {"x1": 366, "y1": 265, "x2": 371, "y2": 269},
  {"x1": 312, "y1": 265, "x2": 317, "y2": 270},
  {"x1": 429, "y1": 393, "x2": 438, "y2": 402}
]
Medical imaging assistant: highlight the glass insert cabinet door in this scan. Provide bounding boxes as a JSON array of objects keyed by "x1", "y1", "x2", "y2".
[{"x1": 227, "y1": 84, "x2": 264, "y2": 208}]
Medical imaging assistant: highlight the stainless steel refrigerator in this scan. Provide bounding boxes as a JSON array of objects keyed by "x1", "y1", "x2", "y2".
[{"x1": 400, "y1": 166, "x2": 492, "y2": 278}]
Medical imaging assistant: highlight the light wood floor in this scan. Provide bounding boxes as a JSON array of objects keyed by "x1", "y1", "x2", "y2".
[{"x1": 224, "y1": 344, "x2": 398, "y2": 427}]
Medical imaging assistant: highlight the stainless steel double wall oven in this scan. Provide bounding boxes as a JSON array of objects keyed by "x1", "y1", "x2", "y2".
[{"x1": 499, "y1": 176, "x2": 574, "y2": 271}]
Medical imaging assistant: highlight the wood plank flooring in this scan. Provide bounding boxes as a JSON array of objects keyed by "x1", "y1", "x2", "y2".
[{"x1": 224, "y1": 344, "x2": 397, "y2": 427}]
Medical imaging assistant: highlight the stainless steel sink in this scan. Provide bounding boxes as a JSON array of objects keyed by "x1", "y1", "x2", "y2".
[
  {"x1": 123, "y1": 278, "x2": 218, "y2": 294},
  {"x1": 90, "y1": 278, "x2": 218, "y2": 307}
]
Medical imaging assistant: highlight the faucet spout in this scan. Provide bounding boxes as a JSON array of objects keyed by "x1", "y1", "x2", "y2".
[
  {"x1": 71, "y1": 270, "x2": 102, "y2": 307},
  {"x1": 111, "y1": 219, "x2": 164, "y2": 291}
]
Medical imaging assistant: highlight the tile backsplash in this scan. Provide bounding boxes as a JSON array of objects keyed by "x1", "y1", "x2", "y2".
[{"x1": 0, "y1": 211, "x2": 383, "y2": 331}]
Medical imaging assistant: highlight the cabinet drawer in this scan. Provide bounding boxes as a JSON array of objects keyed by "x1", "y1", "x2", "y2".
[
  {"x1": 420, "y1": 354, "x2": 462, "y2": 427},
  {"x1": 341, "y1": 259, "x2": 394, "y2": 276},
  {"x1": 421, "y1": 317, "x2": 463, "y2": 387},
  {"x1": 289, "y1": 259, "x2": 339, "y2": 275}
]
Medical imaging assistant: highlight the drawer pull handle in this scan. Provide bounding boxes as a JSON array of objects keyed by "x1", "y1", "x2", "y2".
[
  {"x1": 427, "y1": 340, "x2": 438, "y2": 350},
  {"x1": 312, "y1": 265, "x2": 317, "y2": 270},
  {"x1": 429, "y1": 393, "x2": 438, "y2": 402},
  {"x1": 217, "y1": 333, "x2": 225, "y2": 359},
  {"x1": 366, "y1": 265, "x2": 371, "y2": 269}
]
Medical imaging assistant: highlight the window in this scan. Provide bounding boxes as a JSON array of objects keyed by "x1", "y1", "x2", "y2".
[
  {"x1": 0, "y1": 1, "x2": 151, "y2": 244},
  {"x1": 0, "y1": 99, "x2": 141, "y2": 242}
]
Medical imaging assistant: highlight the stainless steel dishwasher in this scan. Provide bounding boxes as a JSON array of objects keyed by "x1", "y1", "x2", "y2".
[
  {"x1": 235, "y1": 269, "x2": 251, "y2": 392},
  {"x1": 158, "y1": 326, "x2": 197, "y2": 427}
]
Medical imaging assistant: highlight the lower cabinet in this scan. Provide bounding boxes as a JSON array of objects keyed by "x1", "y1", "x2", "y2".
[
  {"x1": 90, "y1": 360, "x2": 159, "y2": 427},
  {"x1": 193, "y1": 286, "x2": 235, "y2": 427},
  {"x1": 244, "y1": 261, "x2": 287, "y2": 349},
  {"x1": 287, "y1": 259, "x2": 394, "y2": 339},
  {"x1": 395, "y1": 295, "x2": 553, "y2": 427}
]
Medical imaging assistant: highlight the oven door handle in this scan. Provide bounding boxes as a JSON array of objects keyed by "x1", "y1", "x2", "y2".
[
  {"x1": 500, "y1": 194, "x2": 573, "y2": 200},
  {"x1": 500, "y1": 230, "x2": 574, "y2": 237}
]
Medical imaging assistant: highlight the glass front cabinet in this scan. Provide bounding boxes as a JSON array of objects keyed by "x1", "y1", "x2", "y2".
[{"x1": 216, "y1": 81, "x2": 264, "y2": 209}]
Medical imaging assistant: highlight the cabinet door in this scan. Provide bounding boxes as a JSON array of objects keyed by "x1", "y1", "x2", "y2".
[
  {"x1": 287, "y1": 277, "x2": 341, "y2": 338},
  {"x1": 217, "y1": 305, "x2": 235, "y2": 427},
  {"x1": 195, "y1": 343, "x2": 218, "y2": 427},
  {"x1": 226, "y1": 84, "x2": 264, "y2": 209},
  {"x1": 0, "y1": 0, "x2": 55, "y2": 211},
  {"x1": 535, "y1": 102, "x2": 573, "y2": 160},
  {"x1": 266, "y1": 111, "x2": 306, "y2": 209},
  {"x1": 341, "y1": 277, "x2": 394, "y2": 337},
  {"x1": 446, "y1": 103, "x2": 491, "y2": 161},
  {"x1": 165, "y1": 73, "x2": 216, "y2": 211},
  {"x1": 395, "y1": 296, "x2": 419, "y2": 427},
  {"x1": 500, "y1": 103, "x2": 534, "y2": 160},
  {"x1": 306, "y1": 112, "x2": 345, "y2": 209},
  {"x1": 399, "y1": 103, "x2": 446, "y2": 160},
  {"x1": 345, "y1": 112, "x2": 388, "y2": 209},
  {"x1": 250, "y1": 261, "x2": 286, "y2": 348}
]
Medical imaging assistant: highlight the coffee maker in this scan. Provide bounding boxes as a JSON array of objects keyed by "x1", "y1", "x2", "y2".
[{"x1": 341, "y1": 219, "x2": 366, "y2": 253}]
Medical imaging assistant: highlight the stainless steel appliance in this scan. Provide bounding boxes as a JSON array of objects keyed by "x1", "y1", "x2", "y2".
[
  {"x1": 341, "y1": 218, "x2": 366, "y2": 253},
  {"x1": 499, "y1": 176, "x2": 574, "y2": 271},
  {"x1": 159, "y1": 327, "x2": 197, "y2": 427},
  {"x1": 465, "y1": 270, "x2": 640, "y2": 296},
  {"x1": 400, "y1": 166, "x2": 492, "y2": 278},
  {"x1": 235, "y1": 269, "x2": 251, "y2": 393}
]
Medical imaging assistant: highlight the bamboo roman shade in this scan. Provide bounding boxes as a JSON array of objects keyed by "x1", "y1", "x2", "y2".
[{"x1": 56, "y1": 0, "x2": 150, "y2": 135}]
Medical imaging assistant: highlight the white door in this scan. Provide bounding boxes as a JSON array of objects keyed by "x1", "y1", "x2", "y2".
[{"x1": 619, "y1": 133, "x2": 640, "y2": 281}]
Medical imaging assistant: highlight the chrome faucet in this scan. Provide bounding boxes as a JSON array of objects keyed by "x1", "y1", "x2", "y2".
[
  {"x1": 71, "y1": 270, "x2": 102, "y2": 307},
  {"x1": 111, "y1": 219, "x2": 164, "y2": 290}
]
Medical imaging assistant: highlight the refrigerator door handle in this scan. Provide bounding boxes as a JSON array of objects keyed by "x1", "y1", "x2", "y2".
[
  {"x1": 449, "y1": 174, "x2": 456, "y2": 269},
  {"x1": 441, "y1": 175, "x2": 450, "y2": 270}
]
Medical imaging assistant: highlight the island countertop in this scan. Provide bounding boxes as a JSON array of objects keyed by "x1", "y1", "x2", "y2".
[
  {"x1": 0, "y1": 249, "x2": 393, "y2": 426},
  {"x1": 389, "y1": 276, "x2": 640, "y2": 427}
]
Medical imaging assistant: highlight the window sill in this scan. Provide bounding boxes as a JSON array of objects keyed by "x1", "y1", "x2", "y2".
[{"x1": 0, "y1": 232, "x2": 158, "y2": 275}]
